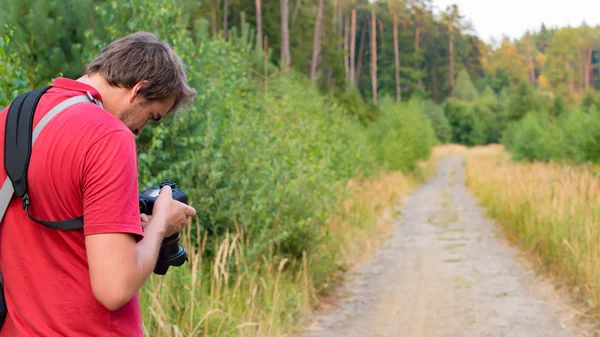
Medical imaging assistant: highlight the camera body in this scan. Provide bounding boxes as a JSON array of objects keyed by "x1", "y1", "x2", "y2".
[{"x1": 139, "y1": 181, "x2": 188, "y2": 275}]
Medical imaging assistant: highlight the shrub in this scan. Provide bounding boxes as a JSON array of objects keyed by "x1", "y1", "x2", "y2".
[
  {"x1": 422, "y1": 99, "x2": 452, "y2": 144},
  {"x1": 368, "y1": 96, "x2": 436, "y2": 172}
]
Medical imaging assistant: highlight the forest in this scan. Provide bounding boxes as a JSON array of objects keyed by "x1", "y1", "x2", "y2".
[
  {"x1": 2, "y1": 0, "x2": 598, "y2": 163},
  {"x1": 1, "y1": 0, "x2": 600, "y2": 335}
]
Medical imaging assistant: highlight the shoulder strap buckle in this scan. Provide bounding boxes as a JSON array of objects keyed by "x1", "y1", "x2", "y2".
[{"x1": 21, "y1": 193, "x2": 30, "y2": 210}]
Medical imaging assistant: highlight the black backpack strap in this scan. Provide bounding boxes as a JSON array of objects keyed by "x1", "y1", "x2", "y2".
[
  {"x1": 4, "y1": 87, "x2": 49, "y2": 200},
  {"x1": 3, "y1": 88, "x2": 98, "y2": 230}
]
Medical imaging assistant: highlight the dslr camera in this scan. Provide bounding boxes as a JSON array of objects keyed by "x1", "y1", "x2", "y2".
[{"x1": 139, "y1": 181, "x2": 189, "y2": 275}]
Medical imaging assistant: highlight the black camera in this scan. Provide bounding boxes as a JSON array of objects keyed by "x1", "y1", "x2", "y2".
[{"x1": 139, "y1": 181, "x2": 189, "y2": 275}]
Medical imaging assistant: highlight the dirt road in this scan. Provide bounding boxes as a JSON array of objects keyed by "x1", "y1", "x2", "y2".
[{"x1": 300, "y1": 155, "x2": 598, "y2": 337}]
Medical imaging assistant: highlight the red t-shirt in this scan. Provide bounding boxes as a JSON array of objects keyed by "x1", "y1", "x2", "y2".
[{"x1": 0, "y1": 78, "x2": 144, "y2": 336}]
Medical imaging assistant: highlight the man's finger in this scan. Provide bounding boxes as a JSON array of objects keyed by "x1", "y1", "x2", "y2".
[
  {"x1": 159, "y1": 185, "x2": 172, "y2": 197},
  {"x1": 185, "y1": 205, "x2": 197, "y2": 217}
]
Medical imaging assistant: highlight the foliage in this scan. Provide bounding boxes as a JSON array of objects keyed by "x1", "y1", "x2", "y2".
[
  {"x1": 422, "y1": 98, "x2": 452, "y2": 143},
  {"x1": 443, "y1": 98, "x2": 486, "y2": 146},
  {"x1": 502, "y1": 106, "x2": 600, "y2": 164},
  {"x1": 452, "y1": 69, "x2": 479, "y2": 101},
  {"x1": 0, "y1": 0, "x2": 95, "y2": 87},
  {"x1": 0, "y1": 30, "x2": 29, "y2": 107},
  {"x1": 368, "y1": 96, "x2": 437, "y2": 172},
  {"x1": 502, "y1": 112, "x2": 557, "y2": 162},
  {"x1": 335, "y1": 85, "x2": 378, "y2": 126}
]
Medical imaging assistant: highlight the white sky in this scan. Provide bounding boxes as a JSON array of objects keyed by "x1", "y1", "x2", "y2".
[{"x1": 429, "y1": 0, "x2": 600, "y2": 44}]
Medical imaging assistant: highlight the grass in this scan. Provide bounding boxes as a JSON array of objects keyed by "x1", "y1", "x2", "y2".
[
  {"x1": 138, "y1": 161, "x2": 437, "y2": 336},
  {"x1": 463, "y1": 144, "x2": 600, "y2": 315}
]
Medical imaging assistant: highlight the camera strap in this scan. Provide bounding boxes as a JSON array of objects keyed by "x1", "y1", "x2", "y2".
[{"x1": 0, "y1": 87, "x2": 102, "y2": 230}]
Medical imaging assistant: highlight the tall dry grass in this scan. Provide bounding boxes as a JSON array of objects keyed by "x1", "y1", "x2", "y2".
[
  {"x1": 139, "y1": 164, "x2": 435, "y2": 337},
  {"x1": 464, "y1": 146, "x2": 600, "y2": 313}
]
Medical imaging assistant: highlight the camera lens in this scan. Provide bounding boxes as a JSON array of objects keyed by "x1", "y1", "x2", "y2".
[{"x1": 153, "y1": 233, "x2": 188, "y2": 275}]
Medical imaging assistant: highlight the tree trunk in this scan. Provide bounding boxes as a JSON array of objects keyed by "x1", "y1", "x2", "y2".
[
  {"x1": 528, "y1": 55, "x2": 535, "y2": 86},
  {"x1": 332, "y1": 0, "x2": 337, "y2": 32},
  {"x1": 566, "y1": 60, "x2": 575, "y2": 94},
  {"x1": 414, "y1": 12, "x2": 420, "y2": 52},
  {"x1": 583, "y1": 48, "x2": 588, "y2": 89},
  {"x1": 223, "y1": 0, "x2": 229, "y2": 40},
  {"x1": 433, "y1": 64, "x2": 439, "y2": 101},
  {"x1": 350, "y1": 9, "x2": 356, "y2": 86},
  {"x1": 414, "y1": 10, "x2": 421, "y2": 88},
  {"x1": 356, "y1": 19, "x2": 367, "y2": 84},
  {"x1": 448, "y1": 23, "x2": 454, "y2": 96},
  {"x1": 393, "y1": 11, "x2": 401, "y2": 102},
  {"x1": 371, "y1": 7, "x2": 377, "y2": 103},
  {"x1": 588, "y1": 48, "x2": 594, "y2": 87},
  {"x1": 311, "y1": 0, "x2": 324, "y2": 84},
  {"x1": 256, "y1": 0, "x2": 263, "y2": 49},
  {"x1": 344, "y1": 15, "x2": 350, "y2": 82},
  {"x1": 212, "y1": 1, "x2": 218, "y2": 38},
  {"x1": 280, "y1": 0, "x2": 291, "y2": 71},
  {"x1": 586, "y1": 48, "x2": 593, "y2": 89},
  {"x1": 292, "y1": 0, "x2": 302, "y2": 26},
  {"x1": 338, "y1": 0, "x2": 344, "y2": 51}
]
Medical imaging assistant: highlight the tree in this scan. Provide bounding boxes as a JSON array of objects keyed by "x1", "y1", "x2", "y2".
[
  {"x1": 311, "y1": 0, "x2": 325, "y2": 84},
  {"x1": 223, "y1": 0, "x2": 229, "y2": 40},
  {"x1": 391, "y1": 1, "x2": 404, "y2": 102},
  {"x1": 442, "y1": 4, "x2": 462, "y2": 96},
  {"x1": 280, "y1": 0, "x2": 290, "y2": 71},
  {"x1": 370, "y1": 5, "x2": 377, "y2": 103},
  {"x1": 350, "y1": 8, "x2": 357, "y2": 86},
  {"x1": 256, "y1": 0, "x2": 263, "y2": 49}
]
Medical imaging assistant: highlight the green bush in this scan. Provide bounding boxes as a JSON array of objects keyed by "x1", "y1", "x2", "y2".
[
  {"x1": 503, "y1": 105, "x2": 600, "y2": 164},
  {"x1": 506, "y1": 113, "x2": 550, "y2": 161},
  {"x1": 443, "y1": 98, "x2": 487, "y2": 146},
  {"x1": 422, "y1": 99, "x2": 452, "y2": 144},
  {"x1": 504, "y1": 112, "x2": 565, "y2": 162},
  {"x1": 368, "y1": 96, "x2": 436, "y2": 172},
  {"x1": 335, "y1": 84, "x2": 378, "y2": 126},
  {"x1": 0, "y1": 31, "x2": 29, "y2": 106},
  {"x1": 558, "y1": 107, "x2": 600, "y2": 163}
]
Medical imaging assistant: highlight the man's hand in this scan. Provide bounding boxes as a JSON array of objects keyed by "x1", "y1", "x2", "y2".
[
  {"x1": 140, "y1": 214, "x2": 151, "y2": 231},
  {"x1": 151, "y1": 185, "x2": 196, "y2": 237},
  {"x1": 86, "y1": 185, "x2": 196, "y2": 312}
]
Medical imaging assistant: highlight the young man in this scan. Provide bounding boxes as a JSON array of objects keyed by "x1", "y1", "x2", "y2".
[{"x1": 0, "y1": 31, "x2": 197, "y2": 336}]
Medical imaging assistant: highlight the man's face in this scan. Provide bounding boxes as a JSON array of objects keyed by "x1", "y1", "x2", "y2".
[{"x1": 118, "y1": 96, "x2": 176, "y2": 136}]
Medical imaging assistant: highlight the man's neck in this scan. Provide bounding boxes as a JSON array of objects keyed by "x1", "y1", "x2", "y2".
[{"x1": 76, "y1": 74, "x2": 119, "y2": 117}]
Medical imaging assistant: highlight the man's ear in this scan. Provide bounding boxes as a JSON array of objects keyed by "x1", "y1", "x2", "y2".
[{"x1": 128, "y1": 80, "x2": 149, "y2": 103}]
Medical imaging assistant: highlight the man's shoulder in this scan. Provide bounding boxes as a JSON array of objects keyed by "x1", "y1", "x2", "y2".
[{"x1": 41, "y1": 94, "x2": 133, "y2": 143}]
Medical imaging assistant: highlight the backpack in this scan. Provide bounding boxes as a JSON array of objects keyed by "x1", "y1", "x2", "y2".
[{"x1": 0, "y1": 86, "x2": 103, "y2": 328}]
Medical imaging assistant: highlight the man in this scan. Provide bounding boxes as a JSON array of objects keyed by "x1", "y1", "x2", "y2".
[{"x1": 0, "y1": 31, "x2": 197, "y2": 336}]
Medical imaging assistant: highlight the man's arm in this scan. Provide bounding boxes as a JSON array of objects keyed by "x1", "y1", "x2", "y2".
[
  {"x1": 85, "y1": 216, "x2": 165, "y2": 311},
  {"x1": 85, "y1": 186, "x2": 195, "y2": 310},
  {"x1": 81, "y1": 129, "x2": 196, "y2": 311},
  {"x1": 80, "y1": 129, "x2": 163, "y2": 311}
]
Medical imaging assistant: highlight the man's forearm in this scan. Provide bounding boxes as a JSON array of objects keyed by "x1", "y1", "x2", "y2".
[
  {"x1": 126, "y1": 219, "x2": 165, "y2": 298},
  {"x1": 86, "y1": 219, "x2": 166, "y2": 311}
]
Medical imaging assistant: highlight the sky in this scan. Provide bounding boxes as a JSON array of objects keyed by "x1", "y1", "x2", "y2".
[{"x1": 429, "y1": 0, "x2": 600, "y2": 44}]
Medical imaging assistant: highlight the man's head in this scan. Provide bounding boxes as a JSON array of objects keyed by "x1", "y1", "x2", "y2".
[{"x1": 80, "y1": 32, "x2": 196, "y2": 136}]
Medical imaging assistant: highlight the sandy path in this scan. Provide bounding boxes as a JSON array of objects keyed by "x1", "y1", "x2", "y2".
[{"x1": 299, "y1": 154, "x2": 598, "y2": 337}]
